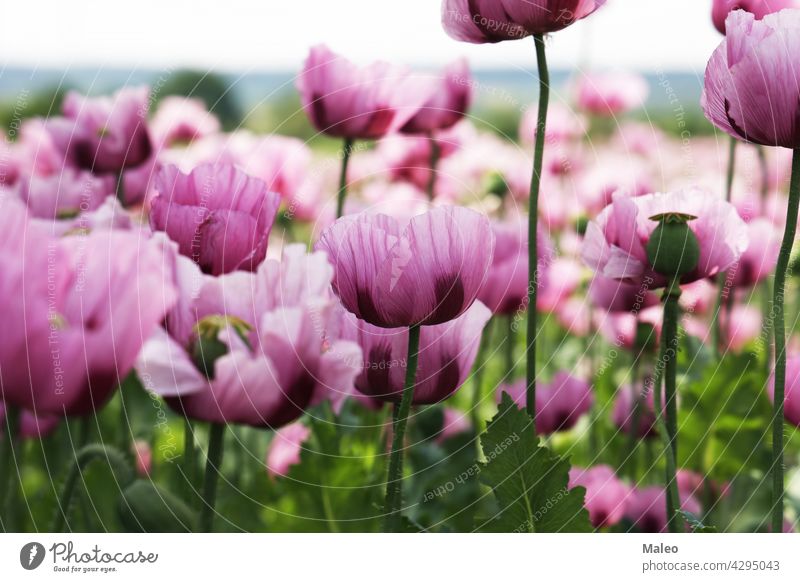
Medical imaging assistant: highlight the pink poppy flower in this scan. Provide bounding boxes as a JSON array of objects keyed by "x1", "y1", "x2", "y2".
[
  {"x1": 537, "y1": 257, "x2": 586, "y2": 312},
  {"x1": 612, "y1": 382, "x2": 661, "y2": 439},
  {"x1": 702, "y1": 10, "x2": 800, "y2": 148},
  {"x1": 588, "y1": 274, "x2": 659, "y2": 314},
  {"x1": 500, "y1": 371, "x2": 594, "y2": 434},
  {"x1": 266, "y1": 422, "x2": 311, "y2": 478},
  {"x1": 719, "y1": 304, "x2": 762, "y2": 352},
  {"x1": 345, "y1": 301, "x2": 491, "y2": 404},
  {"x1": 768, "y1": 355, "x2": 800, "y2": 427},
  {"x1": 625, "y1": 486, "x2": 701, "y2": 532},
  {"x1": 597, "y1": 305, "x2": 662, "y2": 351},
  {"x1": 132, "y1": 440, "x2": 153, "y2": 477},
  {"x1": 13, "y1": 168, "x2": 114, "y2": 220},
  {"x1": 0, "y1": 141, "x2": 19, "y2": 186},
  {"x1": 376, "y1": 124, "x2": 470, "y2": 192},
  {"x1": 730, "y1": 218, "x2": 781, "y2": 287},
  {"x1": 520, "y1": 102, "x2": 587, "y2": 147},
  {"x1": 478, "y1": 218, "x2": 553, "y2": 315},
  {"x1": 400, "y1": 59, "x2": 472, "y2": 134},
  {"x1": 438, "y1": 407, "x2": 472, "y2": 442},
  {"x1": 574, "y1": 72, "x2": 649, "y2": 117},
  {"x1": 136, "y1": 245, "x2": 362, "y2": 428},
  {"x1": 581, "y1": 189, "x2": 749, "y2": 288},
  {"x1": 316, "y1": 206, "x2": 494, "y2": 328},
  {"x1": 149, "y1": 163, "x2": 281, "y2": 276},
  {"x1": 0, "y1": 403, "x2": 61, "y2": 440},
  {"x1": 150, "y1": 96, "x2": 221, "y2": 148},
  {"x1": 679, "y1": 279, "x2": 719, "y2": 315},
  {"x1": 569, "y1": 465, "x2": 629, "y2": 528},
  {"x1": 441, "y1": 0, "x2": 606, "y2": 42},
  {"x1": 297, "y1": 44, "x2": 430, "y2": 140},
  {"x1": 10, "y1": 119, "x2": 67, "y2": 179},
  {"x1": 711, "y1": 0, "x2": 797, "y2": 34},
  {"x1": 47, "y1": 86, "x2": 153, "y2": 174},
  {"x1": 0, "y1": 200, "x2": 178, "y2": 416}
]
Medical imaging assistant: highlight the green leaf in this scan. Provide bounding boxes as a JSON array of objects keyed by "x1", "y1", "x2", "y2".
[
  {"x1": 477, "y1": 393, "x2": 592, "y2": 532},
  {"x1": 679, "y1": 353, "x2": 772, "y2": 480},
  {"x1": 267, "y1": 402, "x2": 387, "y2": 532},
  {"x1": 677, "y1": 510, "x2": 717, "y2": 533}
]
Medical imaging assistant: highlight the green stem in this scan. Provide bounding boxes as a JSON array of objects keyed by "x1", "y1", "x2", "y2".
[
  {"x1": 757, "y1": 145, "x2": 774, "y2": 376},
  {"x1": 505, "y1": 315, "x2": 516, "y2": 380},
  {"x1": 714, "y1": 137, "x2": 738, "y2": 356},
  {"x1": 471, "y1": 320, "x2": 493, "y2": 432},
  {"x1": 770, "y1": 148, "x2": 800, "y2": 532},
  {"x1": 77, "y1": 415, "x2": 92, "y2": 448},
  {"x1": 525, "y1": 33, "x2": 550, "y2": 428},
  {"x1": 725, "y1": 136, "x2": 737, "y2": 203},
  {"x1": 118, "y1": 386, "x2": 129, "y2": 450},
  {"x1": 115, "y1": 170, "x2": 126, "y2": 205},
  {"x1": 200, "y1": 423, "x2": 226, "y2": 533},
  {"x1": 624, "y1": 354, "x2": 642, "y2": 478},
  {"x1": 426, "y1": 132, "x2": 440, "y2": 201},
  {"x1": 336, "y1": 138, "x2": 355, "y2": 219},
  {"x1": 651, "y1": 280, "x2": 682, "y2": 533},
  {"x1": 763, "y1": 277, "x2": 774, "y2": 376},
  {"x1": 0, "y1": 406, "x2": 20, "y2": 532},
  {"x1": 51, "y1": 444, "x2": 134, "y2": 532},
  {"x1": 382, "y1": 324, "x2": 421, "y2": 533},
  {"x1": 756, "y1": 145, "x2": 769, "y2": 202},
  {"x1": 183, "y1": 417, "x2": 196, "y2": 503},
  {"x1": 663, "y1": 284, "x2": 680, "y2": 466}
]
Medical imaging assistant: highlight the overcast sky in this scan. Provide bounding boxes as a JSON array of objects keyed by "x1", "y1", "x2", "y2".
[{"x1": 0, "y1": 0, "x2": 721, "y2": 74}]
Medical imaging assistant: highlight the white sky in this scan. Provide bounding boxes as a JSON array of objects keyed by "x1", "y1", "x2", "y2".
[{"x1": 0, "y1": 0, "x2": 721, "y2": 73}]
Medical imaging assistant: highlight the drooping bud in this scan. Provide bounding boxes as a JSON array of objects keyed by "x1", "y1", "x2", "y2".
[
  {"x1": 646, "y1": 213, "x2": 700, "y2": 278},
  {"x1": 191, "y1": 315, "x2": 252, "y2": 379},
  {"x1": 118, "y1": 480, "x2": 198, "y2": 532}
]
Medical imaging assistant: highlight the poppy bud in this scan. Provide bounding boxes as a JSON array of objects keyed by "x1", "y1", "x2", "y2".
[
  {"x1": 646, "y1": 213, "x2": 700, "y2": 279},
  {"x1": 118, "y1": 480, "x2": 198, "y2": 532}
]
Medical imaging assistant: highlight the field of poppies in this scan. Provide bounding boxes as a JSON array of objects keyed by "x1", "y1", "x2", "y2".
[{"x1": 2, "y1": 0, "x2": 800, "y2": 534}]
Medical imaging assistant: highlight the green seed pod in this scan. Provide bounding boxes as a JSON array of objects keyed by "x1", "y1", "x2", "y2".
[
  {"x1": 191, "y1": 335, "x2": 228, "y2": 379},
  {"x1": 646, "y1": 213, "x2": 700, "y2": 278},
  {"x1": 191, "y1": 315, "x2": 253, "y2": 379},
  {"x1": 118, "y1": 480, "x2": 198, "y2": 532}
]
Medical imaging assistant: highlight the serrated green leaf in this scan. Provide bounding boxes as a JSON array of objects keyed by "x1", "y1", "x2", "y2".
[{"x1": 477, "y1": 393, "x2": 592, "y2": 532}]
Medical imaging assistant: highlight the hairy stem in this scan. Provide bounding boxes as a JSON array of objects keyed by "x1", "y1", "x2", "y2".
[
  {"x1": 336, "y1": 138, "x2": 355, "y2": 218},
  {"x1": 382, "y1": 324, "x2": 421, "y2": 532},
  {"x1": 525, "y1": 33, "x2": 550, "y2": 427},
  {"x1": 426, "y1": 132, "x2": 440, "y2": 201},
  {"x1": 51, "y1": 444, "x2": 134, "y2": 532},
  {"x1": 770, "y1": 148, "x2": 800, "y2": 532},
  {"x1": 200, "y1": 423, "x2": 226, "y2": 533}
]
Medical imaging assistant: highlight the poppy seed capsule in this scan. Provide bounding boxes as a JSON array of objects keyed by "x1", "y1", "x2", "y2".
[{"x1": 646, "y1": 213, "x2": 700, "y2": 278}]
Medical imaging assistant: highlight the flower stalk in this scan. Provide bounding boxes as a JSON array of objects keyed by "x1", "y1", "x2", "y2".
[
  {"x1": 336, "y1": 138, "x2": 355, "y2": 218},
  {"x1": 382, "y1": 324, "x2": 421, "y2": 532},
  {"x1": 769, "y1": 148, "x2": 800, "y2": 532},
  {"x1": 200, "y1": 423, "x2": 226, "y2": 533},
  {"x1": 525, "y1": 33, "x2": 550, "y2": 428}
]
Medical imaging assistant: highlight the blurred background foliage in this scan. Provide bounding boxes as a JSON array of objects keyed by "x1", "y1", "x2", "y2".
[{"x1": 0, "y1": 67, "x2": 717, "y2": 143}]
